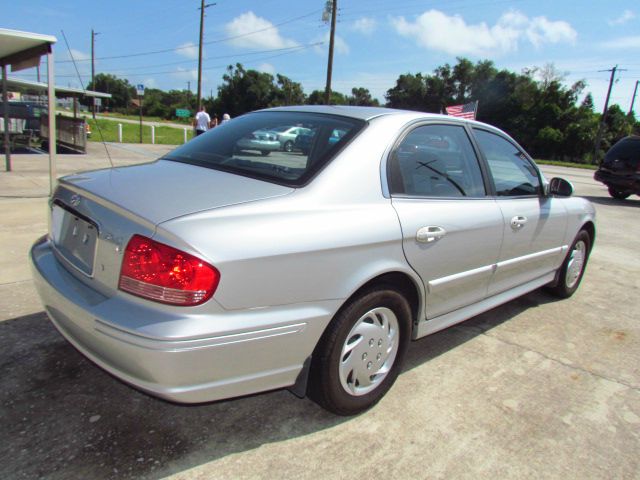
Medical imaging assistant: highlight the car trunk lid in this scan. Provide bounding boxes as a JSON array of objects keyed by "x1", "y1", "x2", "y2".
[
  {"x1": 50, "y1": 160, "x2": 293, "y2": 296},
  {"x1": 59, "y1": 159, "x2": 294, "y2": 225}
]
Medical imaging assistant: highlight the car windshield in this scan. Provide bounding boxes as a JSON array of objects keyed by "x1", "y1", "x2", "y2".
[{"x1": 162, "y1": 111, "x2": 365, "y2": 186}]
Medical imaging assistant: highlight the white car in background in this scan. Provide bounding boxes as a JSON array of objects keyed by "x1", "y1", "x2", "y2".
[{"x1": 269, "y1": 125, "x2": 312, "y2": 152}]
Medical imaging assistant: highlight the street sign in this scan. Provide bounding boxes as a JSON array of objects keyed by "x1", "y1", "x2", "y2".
[
  {"x1": 136, "y1": 84, "x2": 145, "y2": 96},
  {"x1": 175, "y1": 108, "x2": 191, "y2": 118}
]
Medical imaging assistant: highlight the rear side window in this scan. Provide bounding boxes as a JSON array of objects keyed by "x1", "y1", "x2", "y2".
[
  {"x1": 388, "y1": 124, "x2": 486, "y2": 197},
  {"x1": 162, "y1": 111, "x2": 365, "y2": 186},
  {"x1": 473, "y1": 128, "x2": 541, "y2": 197}
]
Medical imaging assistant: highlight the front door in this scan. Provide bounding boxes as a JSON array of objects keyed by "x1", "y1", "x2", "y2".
[{"x1": 471, "y1": 128, "x2": 568, "y2": 296}]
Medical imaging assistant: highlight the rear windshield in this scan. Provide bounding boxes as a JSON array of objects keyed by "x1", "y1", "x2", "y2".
[{"x1": 162, "y1": 111, "x2": 366, "y2": 186}]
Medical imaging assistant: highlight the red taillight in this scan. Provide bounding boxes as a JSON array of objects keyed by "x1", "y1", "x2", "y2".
[{"x1": 118, "y1": 235, "x2": 219, "y2": 306}]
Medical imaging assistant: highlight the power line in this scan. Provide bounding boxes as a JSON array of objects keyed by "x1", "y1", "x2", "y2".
[
  {"x1": 76, "y1": 44, "x2": 324, "y2": 73},
  {"x1": 55, "y1": 9, "x2": 322, "y2": 64},
  {"x1": 12, "y1": 43, "x2": 322, "y2": 80}
]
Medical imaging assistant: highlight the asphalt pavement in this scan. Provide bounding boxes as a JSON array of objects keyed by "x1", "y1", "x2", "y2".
[{"x1": 0, "y1": 145, "x2": 638, "y2": 480}]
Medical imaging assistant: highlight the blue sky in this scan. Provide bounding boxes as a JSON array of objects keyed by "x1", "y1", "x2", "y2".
[{"x1": 4, "y1": 0, "x2": 639, "y2": 114}]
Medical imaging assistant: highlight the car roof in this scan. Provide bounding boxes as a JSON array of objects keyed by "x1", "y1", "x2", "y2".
[
  {"x1": 260, "y1": 105, "x2": 439, "y2": 122},
  {"x1": 257, "y1": 105, "x2": 506, "y2": 137}
]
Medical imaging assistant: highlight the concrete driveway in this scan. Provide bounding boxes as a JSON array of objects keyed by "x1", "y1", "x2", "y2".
[{"x1": 0, "y1": 147, "x2": 638, "y2": 479}]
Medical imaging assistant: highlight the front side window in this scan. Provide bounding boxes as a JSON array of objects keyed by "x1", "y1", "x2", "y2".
[
  {"x1": 388, "y1": 124, "x2": 486, "y2": 198},
  {"x1": 162, "y1": 111, "x2": 365, "y2": 186},
  {"x1": 473, "y1": 128, "x2": 541, "y2": 196}
]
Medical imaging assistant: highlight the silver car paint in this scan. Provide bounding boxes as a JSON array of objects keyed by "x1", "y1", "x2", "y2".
[
  {"x1": 61, "y1": 160, "x2": 294, "y2": 225},
  {"x1": 30, "y1": 105, "x2": 595, "y2": 404}
]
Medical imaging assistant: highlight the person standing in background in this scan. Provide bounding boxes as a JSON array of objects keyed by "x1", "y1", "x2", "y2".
[
  {"x1": 221, "y1": 113, "x2": 231, "y2": 124},
  {"x1": 193, "y1": 106, "x2": 211, "y2": 136}
]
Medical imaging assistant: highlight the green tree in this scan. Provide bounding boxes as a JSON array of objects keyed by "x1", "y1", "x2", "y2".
[
  {"x1": 274, "y1": 74, "x2": 306, "y2": 106},
  {"x1": 215, "y1": 64, "x2": 278, "y2": 117},
  {"x1": 385, "y1": 73, "x2": 427, "y2": 111},
  {"x1": 85, "y1": 73, "x2": 135, "y2": 111},
  {"x1": 214, "y1": 64, "x2": 306, "y2": 116},
  {"x1": 306, "y1": 89, "x2": 348, "y2": 105},
  {"x1": 347, "y1": 87, "x2": 379, "y2": 106}
]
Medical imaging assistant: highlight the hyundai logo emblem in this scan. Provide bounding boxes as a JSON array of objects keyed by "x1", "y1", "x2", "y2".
[{"x1": 70, "y1": 194, "x2": 81, "y2": 207}]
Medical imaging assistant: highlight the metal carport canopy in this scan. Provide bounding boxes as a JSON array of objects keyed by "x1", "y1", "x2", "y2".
[
  {"x1": 1, "y1": 28, "x2": 57, "y2": 193},
  {"x1": 6, "y1": 77, "x2": 112, "y2": 99}
]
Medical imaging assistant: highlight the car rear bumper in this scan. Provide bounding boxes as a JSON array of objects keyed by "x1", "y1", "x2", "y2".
[
  {"x1": 30, "y1": 235, "x2": 335, "y2": 403},
  {"x1": 594, "y1": 170, "x2": 640, "y2": 192}
]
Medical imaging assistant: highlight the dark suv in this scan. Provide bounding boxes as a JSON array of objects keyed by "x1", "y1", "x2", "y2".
[{"x1": 594, "y1": 136, "x2": 640, "y2": 199}]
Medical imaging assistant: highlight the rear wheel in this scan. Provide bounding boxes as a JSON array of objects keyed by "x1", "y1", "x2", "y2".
[
  {"x1": 546, "y1": 229, "x2": 591, "y2": 298},
  {"x1": 283, "y1": 140, "x2": 294, "y2": 152},
  {"x1": 308, "y1": 287, "x2": 411, "y2": 415},
  {"x1": 608, "y1": 186, "x2": 630, "y2": 199}
]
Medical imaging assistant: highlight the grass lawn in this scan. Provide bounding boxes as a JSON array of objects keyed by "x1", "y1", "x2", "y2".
[
  {"x1": 535, "y1": 159, "x2": 597, "y2": 170},
  {"x1": 87, "y1": 119, "x2": 194, "y2": 145},
  {"x1": 98, "y1": 112, "x2": 192, "y2": 125}
]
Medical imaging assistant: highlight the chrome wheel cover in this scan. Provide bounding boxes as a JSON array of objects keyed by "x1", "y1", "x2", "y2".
[
  {"x1": 565, "y1": 240, "x2": 586, "y2": 289},
  {"x1": 339, "y1": 307, "x2": 399, "y2": 396}
]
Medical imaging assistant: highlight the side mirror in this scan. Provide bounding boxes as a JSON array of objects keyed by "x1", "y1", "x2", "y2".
[{"x1": 549, "y1": 177, "x2": 573, "y2": 197}]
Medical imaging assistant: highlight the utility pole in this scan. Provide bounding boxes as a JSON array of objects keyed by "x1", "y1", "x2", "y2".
[
  {"x1": 91, "y1": 29, "x2": 100, "y2": 118},
  {"x1": 323, "y1": 0, "x2": 337, "y2": 105},
  {"x1": 197, "y1": 1, "x2": 215, "y2": 110},
  {"x1": 593, "y1": 65, "x2": 626, "y2": 163},
  {"x1": 629, "y1": 80, "x2": 639, "y2": 116}
]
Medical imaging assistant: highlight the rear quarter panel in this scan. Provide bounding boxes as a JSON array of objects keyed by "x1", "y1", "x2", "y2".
[{"x1": 157, "y1": 114, "x2": 425, "y2": 311}]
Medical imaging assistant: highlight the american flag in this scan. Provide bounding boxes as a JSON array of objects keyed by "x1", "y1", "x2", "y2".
[{"x1": 445, "y1": 101, "x2": 477, "y2": 120}]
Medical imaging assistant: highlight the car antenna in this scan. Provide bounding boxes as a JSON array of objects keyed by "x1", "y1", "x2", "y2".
[{"x1": 60, "y1": 30, "x2": 114, "y2": 168}]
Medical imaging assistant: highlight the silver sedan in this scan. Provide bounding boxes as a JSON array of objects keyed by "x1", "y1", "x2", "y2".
[{"x1": 30, "y1": 106, "x2": 595, "y2": 415}]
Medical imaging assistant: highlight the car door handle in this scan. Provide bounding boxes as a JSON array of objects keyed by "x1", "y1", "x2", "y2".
[
  {"x1": 510, "y1": 215, "x2": 528, "y2": 229},
  {"x1": 416, "y1": 226, "x2": 447, "y2": 243}
]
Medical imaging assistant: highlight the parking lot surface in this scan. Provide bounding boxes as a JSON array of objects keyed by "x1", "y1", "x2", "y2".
[{"x1": 0, "y1": 144, "x2": 638, "y2": 479}]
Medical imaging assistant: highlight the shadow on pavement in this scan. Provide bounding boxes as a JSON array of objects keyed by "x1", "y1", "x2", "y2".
[
  {"x1": 582, "y1": 195, "x2": 640, "y2": 208},
  {"x1": 404, "y1": 289, "x2": 560, "y2": 371},
  {"x1": 0, "y1": 313, "x2": 340, "y2": 480},
  {"x1": 0, "y1": 289, "x2": 560, "y2": 479}
]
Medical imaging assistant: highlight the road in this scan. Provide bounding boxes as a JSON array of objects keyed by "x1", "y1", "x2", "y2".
[{"x1": 0, "y1": 150, "x2": 638, "y2": 480}]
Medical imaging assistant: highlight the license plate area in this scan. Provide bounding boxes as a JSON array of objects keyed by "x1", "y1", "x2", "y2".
[{"x1": 51, "y1": 203, "x2": 99, "y2": 276}]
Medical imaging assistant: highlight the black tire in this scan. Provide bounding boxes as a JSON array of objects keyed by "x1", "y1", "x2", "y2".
[
  {"x1": 608, "y1": 186, "x2": 630, "y2": 199},
  {"x1": 546, "y1": 230, "x2": 591, "y2": 298},
  {"x1": 308, "y1": 287, "x2": 412, "y2": 415},
  {"x1": 283, "y1": 140, "x2": 294, "y2": 152},
  {"x1": 260, "y1": 150, "x2": 271, "y2": 156}
]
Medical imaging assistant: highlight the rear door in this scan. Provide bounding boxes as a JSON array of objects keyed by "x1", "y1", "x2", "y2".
[
  {"x1": 389, "y1": 123, "x2": 503, "y2": 319},
  {"x1": 471, "y1": 128, "x2": 568, "y2": 296}
]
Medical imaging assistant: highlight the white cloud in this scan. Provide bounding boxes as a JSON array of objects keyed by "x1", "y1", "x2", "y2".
[
  {"x1": 176, "y1": 42, "x2": 199, "y2": 60},
  {"x1": 225, "y1": 11, "x2": 298, "y2": 49},
  {"x1": 55, "y1": 49, "x2": 91, "y2": 81},
  {"x1": 67, "y1": 48, "x2": 91, "y2": 62},
  {"x1": 352, "y1": 17, "x2": 377, "y2": 35},
  {"x1": 172, "y1": 67, "x2": 198, "y2": 81},
  {"x1": 608, "y1": 10, "x2": 635, "y2": 26},
  {"x1": 313, "y1": 32, "x2": 349, "y2": 55},
  {"x1": 526, "y1": 16, "x2": 577, "y2": 47},
  {"x1": 600, "y1": 36, "x2": 640, "y2": 49},
  {"x1": 390, "y1": 9, "x2": 576, "y2": 57},
  {"x1": 256, "y1": 63, "x2": 275, "y2": 75},
  {"x1": 143, "y1": 78, "x2": 158, "y2": 89}
]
